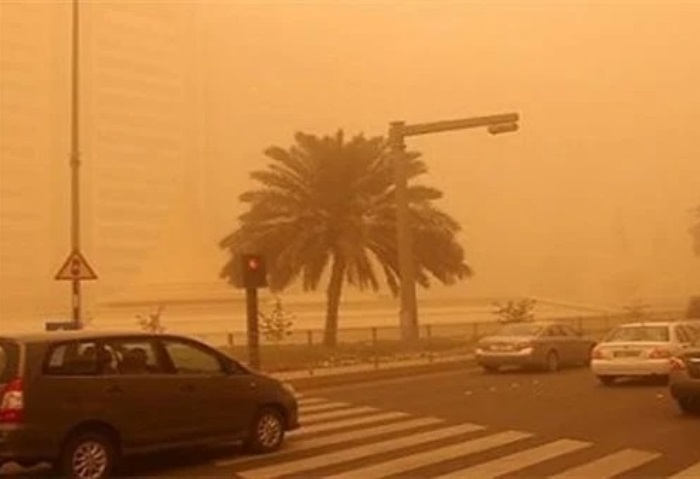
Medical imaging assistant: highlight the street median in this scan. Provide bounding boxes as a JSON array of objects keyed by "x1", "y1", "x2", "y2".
[{"x1": 268, "y1": 353, "x2": 476, "y2": 390}]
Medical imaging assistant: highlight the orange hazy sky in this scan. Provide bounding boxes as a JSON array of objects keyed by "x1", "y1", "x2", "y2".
[
  {"x1": 184, "y1": 0, "x2": 699, "y2": 302},
  {"x1": 1, "y1": 0, "x2": 699, "y2": 317}
]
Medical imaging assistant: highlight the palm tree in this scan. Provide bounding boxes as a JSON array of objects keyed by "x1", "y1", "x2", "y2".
[{"x1": 220, "y1": 131, "x2": 472, "y2": 347}]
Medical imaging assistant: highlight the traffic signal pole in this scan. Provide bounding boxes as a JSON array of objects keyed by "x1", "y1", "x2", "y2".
[
  {"x1": 245, "y1": 286, "x2": 260, "y2": 370},
  {"x1": 240, "y1": 254, "x2": 267, "y2": 370}
]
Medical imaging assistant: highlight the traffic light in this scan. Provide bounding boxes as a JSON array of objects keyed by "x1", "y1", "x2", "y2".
[{"x1": 241, "y1": 254, "x2": 267, "y2": 289}]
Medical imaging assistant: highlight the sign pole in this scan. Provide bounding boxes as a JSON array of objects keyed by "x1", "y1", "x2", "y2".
[{"x1": 70, "y1": 0, "x2": 82, "y2": 329}]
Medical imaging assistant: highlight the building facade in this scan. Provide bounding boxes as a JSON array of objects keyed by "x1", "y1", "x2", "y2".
[{"x1": 1, "y1": 2, "x2": 214, "y2": 325}]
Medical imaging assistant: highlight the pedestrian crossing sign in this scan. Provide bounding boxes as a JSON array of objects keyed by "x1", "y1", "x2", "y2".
[{"x1": 55, "y1": 250, "x2": 98, "y2": 281}]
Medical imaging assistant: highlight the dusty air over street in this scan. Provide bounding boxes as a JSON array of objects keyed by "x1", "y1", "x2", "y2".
[{"x1": 1, "y1": 1, "x2": 699, "y2": 478}]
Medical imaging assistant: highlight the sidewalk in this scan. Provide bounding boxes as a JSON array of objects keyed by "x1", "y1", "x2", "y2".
[{"x1": 268, "y1": 352, "x2": 477, "y2": 390}]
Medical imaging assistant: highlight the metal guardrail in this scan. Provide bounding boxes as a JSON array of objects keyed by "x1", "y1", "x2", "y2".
[
  {"x1": 195, "y1": 311, "x2": 683, "y2": 349},
  {"x1": 182, "y1": 311, "x2": 685, "y2": 373}
]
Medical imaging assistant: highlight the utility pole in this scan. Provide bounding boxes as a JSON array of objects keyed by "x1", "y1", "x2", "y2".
[
  {"x1": 389, "y1": 113, "x2": 520, "y2": 342},
  {"x1": 70, "y1": 0, "x2": 82, "y2": 329},
  {"x1": 54, "y1": 0, "x2": 97, "y2": 330}
]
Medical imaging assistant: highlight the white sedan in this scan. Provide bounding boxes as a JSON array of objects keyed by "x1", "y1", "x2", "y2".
[{"x1": 591, "y1": 321, "x2": 700, "y2": 386}]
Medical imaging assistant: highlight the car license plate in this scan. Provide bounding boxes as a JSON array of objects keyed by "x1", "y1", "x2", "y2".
[{"x1": 613, "y1": 350, "x2": 640, "y2": 358}]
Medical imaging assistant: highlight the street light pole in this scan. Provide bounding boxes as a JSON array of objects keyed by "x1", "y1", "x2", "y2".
[
  {"x1": 389, "y1": 122, "x2": 419, "y2": 342},
  {"x1": 70, "y1": 0, "x2": 82, "y2": 329},
  {"x1": 389, "y1": 113, "x2": 520, "y2": 342}
]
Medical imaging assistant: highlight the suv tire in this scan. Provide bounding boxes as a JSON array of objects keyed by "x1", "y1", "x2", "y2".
[
  {"x1": 59, "y1": 431, "x2": 117, "y2": 479},
  {"x1": 245, "y1": 407, "x2": 285, "y2": 454}
]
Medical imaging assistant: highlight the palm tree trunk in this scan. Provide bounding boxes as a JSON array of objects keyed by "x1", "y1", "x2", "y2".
[{"x1": 323, "y1": 256, "x2": 345, "y2": 348}]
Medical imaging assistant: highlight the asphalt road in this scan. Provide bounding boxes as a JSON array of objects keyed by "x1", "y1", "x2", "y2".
[{"x1": 4, "y1": 365, "x2": 700, "y2": 478}]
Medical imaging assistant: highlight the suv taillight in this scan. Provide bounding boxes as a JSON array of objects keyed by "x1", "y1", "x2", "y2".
[
  {"x1": 0, "y1": 378, "x2": 24, "y2": 424},
  {"x1": 591, "y1": 347, "x2": 605, "y2": 359},
  {"x1": 669, "y1": 357, "x2": 687, "y2": 371}
]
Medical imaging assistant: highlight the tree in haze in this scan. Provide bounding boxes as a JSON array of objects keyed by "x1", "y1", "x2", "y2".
[
  {"x1": 219, "y1": 131, "x2": 472, "y2": 347},
  {"x1": 493, "y1": 298, "x2": 537, "y2": 324}
]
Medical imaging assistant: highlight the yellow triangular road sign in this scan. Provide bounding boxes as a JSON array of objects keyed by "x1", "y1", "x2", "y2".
[{"x1": 55, "y1": 250, "x2": 98, "y2": 281}]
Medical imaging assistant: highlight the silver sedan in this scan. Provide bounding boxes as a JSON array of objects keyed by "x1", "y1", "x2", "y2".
[{"x1": 475, "y1": 321, "x2": 596, "y2": 373}]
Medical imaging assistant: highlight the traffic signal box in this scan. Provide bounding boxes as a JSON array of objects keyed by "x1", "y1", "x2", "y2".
[{"x1": 241, "y1": 254, "x2": 267, "y2": 289}]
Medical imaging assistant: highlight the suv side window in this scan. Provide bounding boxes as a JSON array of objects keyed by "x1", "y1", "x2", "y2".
[
  {"x1": 162, "y1": 340, "x2": 225, "y2": 375},
  {"x1": 104, "y1": 339, "x2": 165, "y2": 375},
  {"x1": 44, "y1": 340, "x2": 100, "y2": 376}
]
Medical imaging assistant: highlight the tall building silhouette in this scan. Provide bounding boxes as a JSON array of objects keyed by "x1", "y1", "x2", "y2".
[
  {"x1": 1, "y1": 2, "x2": 215, "y2": 322},
  {"x1": 0, "y1": 3, "x2": 67, "y2": 317}
]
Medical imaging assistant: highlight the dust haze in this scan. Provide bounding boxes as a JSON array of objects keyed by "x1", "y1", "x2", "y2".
[{"x1": 1, "y1": 0, "x2": 699, "y2": 326}]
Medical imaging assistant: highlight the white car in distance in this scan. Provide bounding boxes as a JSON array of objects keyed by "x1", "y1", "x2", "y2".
[{"x1": 590, "y1": 321, "x2": 700, "y2": 386}]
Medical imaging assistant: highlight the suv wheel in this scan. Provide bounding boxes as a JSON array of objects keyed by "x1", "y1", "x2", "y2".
[
  {"x1": 246, "y1": 407, "x2": 285, "y2": 454},
  {"x1": 60, "y1": 431, "x2": 117, "y2": 479}
]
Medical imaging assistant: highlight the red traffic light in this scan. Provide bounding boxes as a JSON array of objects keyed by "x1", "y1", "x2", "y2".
[{"x1": 240, "y1": 254, "x2": 267, "y2": 289}]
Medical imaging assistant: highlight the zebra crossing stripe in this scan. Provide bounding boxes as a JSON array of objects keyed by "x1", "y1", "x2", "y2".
[
  {"x1": 298, "y1": 417, "x2": 445, "y2": 449},
  {"x1": 549, "y1": 448, "x2": 661, "y2": 479},
  {"x1": 302, "y1": 406, "x2": 379, "y2": 424},
  {"x1": 293, "y1": 411, "x2": 410, "y2": 435},
  {"x1": 326, "y1": 430, "x2": 533, "y2": 479},
  {"x1": 215, "y1": 417, "x2": 444, "y2": 468},
  {"x1": 238, "y1": 422, "x2": 485, "y2": 479},
  {"x1": 435, "y1": 438, "x2": 591, "y2": 479},
  {"x1": 299, "y1": 401, "x2": 351, "y2": 414},
  {"x1": 669, "y1": 460, "x2": 700, "y2": 479}
]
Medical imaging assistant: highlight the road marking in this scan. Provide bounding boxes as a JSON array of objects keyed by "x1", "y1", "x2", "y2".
[
  {"x1": 302, "y1": 406, "x2": 379, "y2": 424},
  {"x1": 293, "y1": 411, "x2": 411, "y2": 435},
  {"x1": 669, "y1": 460, "x2": 700, "y2": 479},
  {"x1": 238, "y1": 422, "x2": 484, "y2": 479},
  {"x1": 435, "y1": 439, "x2": 591, "y2": 479},
  {"x1": 549, "y1": 449, "x2": 661, "y2": 479},
  {"x1": 326, "y1": 430, "x2": 533, "y2": 479},
  {"x1": 215, "y1": 417, "x2": 444, "y2": 467},
  {"x1": 297, "y1": 397, "x2": 325, "y2": 406},
  {"x1": 299, "y1": 401, "x2": 350, "y2": 414}
]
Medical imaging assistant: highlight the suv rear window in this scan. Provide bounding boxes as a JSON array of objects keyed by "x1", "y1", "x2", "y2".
[{"x1": 0, "y1": 339, "x2": 20, "y2": 384}]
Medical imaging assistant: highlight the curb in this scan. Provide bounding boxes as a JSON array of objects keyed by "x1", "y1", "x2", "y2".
[{"x1": 273, "y1": 355, "x2": 477, "y2": 390}]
